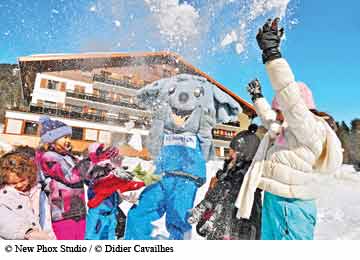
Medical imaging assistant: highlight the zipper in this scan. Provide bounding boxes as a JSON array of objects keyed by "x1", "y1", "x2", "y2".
[{"x1": 283, "y1": 204, "x2": 290, "y2": 236}]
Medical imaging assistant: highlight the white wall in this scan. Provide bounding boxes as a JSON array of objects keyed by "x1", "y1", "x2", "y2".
[
  {"x1": 31, "y1": 73, "x2": 93, "y2": 104},
  {"x1": 6, "y1": 119, "x2": 23, "y2": 134}
]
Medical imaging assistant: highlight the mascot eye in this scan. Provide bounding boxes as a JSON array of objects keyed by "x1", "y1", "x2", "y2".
[
  {"x1": 168, "y1": 87, "x2": 176, "y2": 96},
  {"x1": 194, "y1": 87, "x2": 204, "y2": 97}
]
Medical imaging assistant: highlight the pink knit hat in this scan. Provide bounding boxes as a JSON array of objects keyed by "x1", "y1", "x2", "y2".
[{"x1": 272, "y1": 82, "x2": 316, "y2": 110}]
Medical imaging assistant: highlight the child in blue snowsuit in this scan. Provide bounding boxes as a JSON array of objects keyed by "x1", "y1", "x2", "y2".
[
  {"x1": 84, "y1": 143, "x2": 145, "y2": 240},
  {"x1": 86, "y1": 186, "x2": 120, "y2": 240},
  {"x1": 125, "y1": 134, "x2": 206, "y2": 240}
]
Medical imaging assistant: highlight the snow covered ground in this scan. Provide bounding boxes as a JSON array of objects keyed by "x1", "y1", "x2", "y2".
[
  {"x1": 120, "y1": 158, "x2": 360, "y2": 240},
  {"x1": 315, "y1": 165, "x2": 360, "y2": 239}
]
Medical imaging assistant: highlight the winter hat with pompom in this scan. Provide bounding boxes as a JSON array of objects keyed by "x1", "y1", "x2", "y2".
[
  {"x1": 39, "y1": 116, "x2": 72, "y2": 144},
  {"x1": 230, "y1": 124, "x2": 260, "y2": 162},
  {"x1": 272, "y1": 82, "x2": 316, "y2": 110}
]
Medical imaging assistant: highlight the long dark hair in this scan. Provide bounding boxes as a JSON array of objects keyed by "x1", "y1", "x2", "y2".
[{"x1": 310, "y1": 109, "x2": 337, "y2": 132}]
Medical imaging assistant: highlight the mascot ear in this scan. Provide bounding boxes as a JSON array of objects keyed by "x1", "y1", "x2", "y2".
[
  {"x1": 136, "y1": 79, "x2": 168, "y2": 109},
  {"x1": 212, "y1": 86, "x2": 242, "y2": 123}
]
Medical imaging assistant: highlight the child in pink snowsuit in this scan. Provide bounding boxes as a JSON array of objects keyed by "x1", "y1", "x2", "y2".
[{"x1": 36, "y1": 116, "x2": 95, "y2": 239}]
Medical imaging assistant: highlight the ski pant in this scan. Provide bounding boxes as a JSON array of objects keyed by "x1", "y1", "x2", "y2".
[
  {"x1": 261, "y1": 192, "x2": 317, "y2": 240},
  {"x1": 52, "y1": 219, "x2": 86, "y2": 240},
  {"x1": 85, "y1": 204, "x2": 118, "y2": 240},
  {"x1": 125, "y1": 175, "x2": 197, "y2": 240}
]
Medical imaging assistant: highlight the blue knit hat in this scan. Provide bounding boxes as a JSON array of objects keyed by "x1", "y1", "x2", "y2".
[{"x1": 39, "y1": 116, "x2": 72, "y2": 144}]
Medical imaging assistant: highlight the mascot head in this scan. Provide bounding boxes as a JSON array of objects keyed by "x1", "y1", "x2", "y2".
[{"x1": 136, "y1": 74, "x2": 242, "y2": 160}]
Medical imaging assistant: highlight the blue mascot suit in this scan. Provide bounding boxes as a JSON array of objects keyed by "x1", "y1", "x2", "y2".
[{"x1": 125, "y1": 134, "x2": 206, "y2": 240}]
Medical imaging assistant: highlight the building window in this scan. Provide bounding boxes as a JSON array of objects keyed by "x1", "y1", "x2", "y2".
[
  {"x1": 24, "y1": 121, "x2": 38, "y2": 136},
  {"x1": 212, "y1": 128, "x2": 236, "y2": 140},
  {"x1": 215, "y1": 147, "x2": 221, "y2": 157},
  {"x1": 43, "y1": 101, "x2": 57, "y2": 108},
  {"x1": 59, "y1": 82, "x2": 66, "y2": 92},
  {"x1": 66, "y1": 104, "x2": 82, "y2": 113},
  {"x1": 93, "y1": 88, "x2": 100, "y2": 97},
  {"x1": 71, "y1": 127, "x2": 83, "y2": 140},
  {"x1": 224, "y1": 148, "x2": 230, "y2": 158},
  {"x1": 99, "y1": 89, "x2": 108, "y2": 99},
  {"x1": 89, "y1": 107, "x2": 97, "y2": 114},
  {"x1": 47, "y1": 80, "x2": 63, "y2": 90},
  {"x1": 74, "y1": 85, "x2": 85, "y2": 93},
  {"x1": 40, "y1": 79, "x2": 48, "y2": 88}
]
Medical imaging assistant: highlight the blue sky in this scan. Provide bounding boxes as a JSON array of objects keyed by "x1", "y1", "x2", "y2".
[{"x1": 0, "y1": 0, "x2": 359, "y2": 124}]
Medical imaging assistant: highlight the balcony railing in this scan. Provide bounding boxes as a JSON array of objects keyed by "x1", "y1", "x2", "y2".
[
  {"x1": 93, "y1": 74, "x2": 142, "y2": 90},
  {"x1": 28, "y1": 104, "x2": 150, "y2": 128},
  {"x1": 212, "y1": 134, "x2": 233, "y2": 141},
  {"x1": 66, "y1": 91, "x2": 145, "y2": 111}
]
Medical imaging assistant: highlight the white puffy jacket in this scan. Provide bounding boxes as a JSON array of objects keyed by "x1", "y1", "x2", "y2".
[{"x1": 235, "y1": 58, "x2": 343, "y2": 219}]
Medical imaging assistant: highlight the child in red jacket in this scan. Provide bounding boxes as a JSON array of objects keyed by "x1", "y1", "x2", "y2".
[{"x1": 85, "y1": 143, "x2": 145, "y2": 240}]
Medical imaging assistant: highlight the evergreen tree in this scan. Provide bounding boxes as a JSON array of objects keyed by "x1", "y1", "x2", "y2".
[
  {"x1": 337, "y1": 121, "x2": 351, "y2": 164},
  {"x1": 349, "y1": 119, "x2": 360, "y2": 170},
  {"x1": 0, "y1": 64, "x2": 24, "y2": 122}
]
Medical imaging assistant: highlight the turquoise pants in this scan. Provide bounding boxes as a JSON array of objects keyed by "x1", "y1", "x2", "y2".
[
  {"x1": 85, "y1": 203, "x2": 118, "y2": 240},
  {"x1": 261, "y1": 192, "x2": 317, "y2": 240}
]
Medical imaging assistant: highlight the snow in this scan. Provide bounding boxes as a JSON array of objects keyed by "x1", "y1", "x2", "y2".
[
  {"x1": 144, "y1": 0, "x2": 200, "y2": 47},
  {"x1": 89, "y1": 5, "x2": 97, "y2": 12},
  {"x1": 0, "y1": 139, "x2": 13, "y2": 153},
  {"x1": 114, "y1": 20, "x2": 121, "y2": 27},
  {"x1": 0, "y1": 0, "x2": 297, "y2": 65},
  {"x1": 315, "y1": 165, "x2": 360, "y2": 239},
  {"x1": 235, "y1": 42, "x2": 246, "y2": 55},
  {"x1": 219, "y1": 0, "x2": 292, "y2": 56},
  {"x1": 290, "y1": 18, "x2": 299, "y2": 25},
  {"x1": 119, "y1": 156, "x2": 360, "y2": 240},
  {"x1": 249, "y1": 0, "x2": 291, "y2": 21},
  {"x1": 220, "y1": 31, "x2": 238, "y2": 48},
  {"x1": 128, "y1": 134, "x2": 143, "y2": 151}
]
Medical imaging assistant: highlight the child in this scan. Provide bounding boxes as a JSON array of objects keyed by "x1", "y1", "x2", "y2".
[
  {"x1": 238, "y1": 18, "x2": 342, "y2": 240},
  {"x1": 36, "y1": 116, "x2": 94, "y2": 240},
  {"x1": 84, "y1": 143, "x2": 145, "y2": 240},
  {"x1": 0, "y1": 150, "x2": 55, "y2": 240},
  {"x1": 188, "y1": 125, "x2": 262, "y2": 240}
]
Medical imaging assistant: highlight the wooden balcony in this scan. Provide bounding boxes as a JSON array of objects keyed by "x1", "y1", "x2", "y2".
[{"x1": 28, "y1": 104, "x2": 150, "y2": 128}]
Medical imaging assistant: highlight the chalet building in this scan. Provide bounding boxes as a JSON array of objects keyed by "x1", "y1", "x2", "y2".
[{"x1": 1, "y1": 52, "x2": 256, "y2": 159}]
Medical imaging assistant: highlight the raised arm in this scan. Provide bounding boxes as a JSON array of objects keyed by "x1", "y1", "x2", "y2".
[
  {"x1": 257, "y1": 18, "x2": 326, "y2": 152},
  {"x1": 247, "y1": 79, "x2": 277, "y2": 129},
  {"x1": 38, "y1": 152, "x2": 85, "y2": 187}
]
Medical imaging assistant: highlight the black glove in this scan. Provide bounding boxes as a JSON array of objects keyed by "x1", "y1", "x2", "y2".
[
  {"x1": 256, "y1": 18, "x2": 284, "y2": 64},
  {"x1": 247, "y1": 79, "x2": 263, "y2": 102}
]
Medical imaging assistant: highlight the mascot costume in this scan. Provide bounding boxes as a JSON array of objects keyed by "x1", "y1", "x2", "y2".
[{"x1": 125, "y1": 74, "x2": 242, "y2": 240}]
